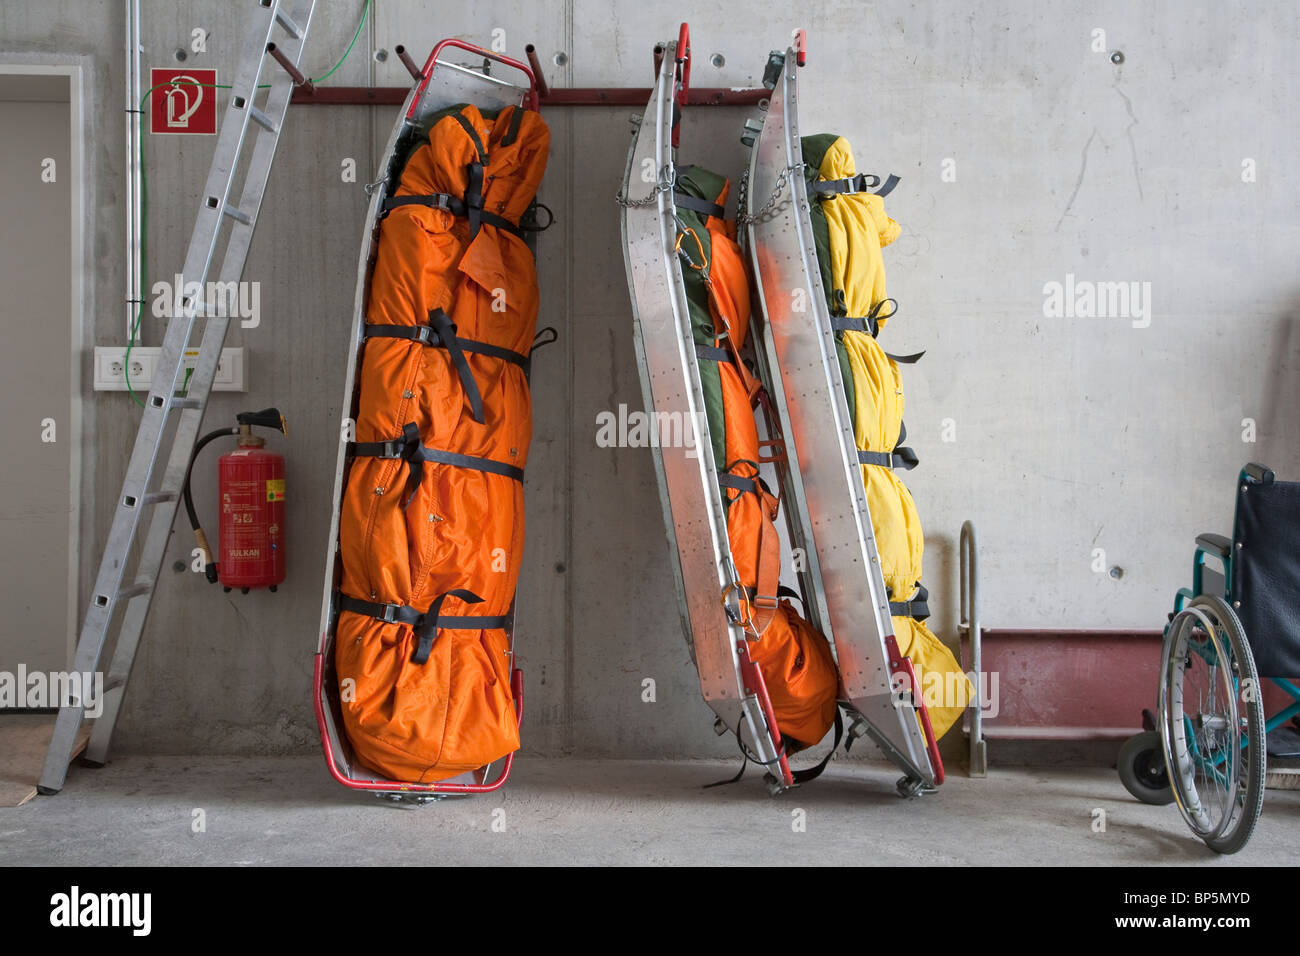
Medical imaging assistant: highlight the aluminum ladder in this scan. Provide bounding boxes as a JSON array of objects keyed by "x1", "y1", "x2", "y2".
[{"x1": 39, "y1": 0, "x2": 316, "y2": 794}]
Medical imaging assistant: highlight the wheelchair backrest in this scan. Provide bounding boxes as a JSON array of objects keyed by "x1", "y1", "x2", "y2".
[{"x1": 1231, "y1": 464, "x2": 1300, "y2": 678}]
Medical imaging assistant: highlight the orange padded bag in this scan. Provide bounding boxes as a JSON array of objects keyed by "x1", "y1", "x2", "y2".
[{"x1": 336, "y1": 104, "x2": 549, "y2": 782}]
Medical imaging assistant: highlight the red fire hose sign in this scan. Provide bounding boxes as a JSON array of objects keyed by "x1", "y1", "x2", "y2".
[{"x1": 150, "y1": 68, "x2": 218, "y2": 135}]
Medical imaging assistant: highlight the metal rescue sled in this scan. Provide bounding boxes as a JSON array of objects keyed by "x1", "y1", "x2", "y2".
[
  {"x1": 315, "y1": 40, "x2": 549, "y2": 799},
  {"x1": 621, "y1": 27, "x2": 945, "y2": 795}
]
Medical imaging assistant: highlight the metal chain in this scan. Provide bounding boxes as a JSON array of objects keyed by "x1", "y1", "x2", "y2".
[
  {"x1": 736, "y1": 162, "x2": 806, "y2": 225},
  {"x1": 736, "y1": 167, "x2": 750, "y2": 227},
  {"x1": 616, "y1": 163, "x2": 675, "y2": 208}
]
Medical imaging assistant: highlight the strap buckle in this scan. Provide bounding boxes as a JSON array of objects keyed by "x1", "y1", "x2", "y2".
[
  {"x1": 378, "y1": 603, "x2": 400, "y2": 624},
  {"x1": 374, "y1": 438, "x2": 405, "y2": 459},
  {"x1": 848, "y1": 173, "x2": 883, "y2": 195}
]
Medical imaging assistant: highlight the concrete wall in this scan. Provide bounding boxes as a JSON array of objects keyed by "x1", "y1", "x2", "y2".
[{"x1": 2, "y1": 0, "x2": 1297, "y2": 757}]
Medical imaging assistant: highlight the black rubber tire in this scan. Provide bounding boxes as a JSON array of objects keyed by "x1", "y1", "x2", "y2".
[
  {"x1": 1161, "y1": 595, "x2": 1266, "y2": 855},
  {"x1": 1118, "y1": 730, "x2": 1174, "y2": 805}
]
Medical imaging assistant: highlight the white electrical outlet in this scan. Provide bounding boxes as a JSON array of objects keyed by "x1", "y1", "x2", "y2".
[{"x1": 93, "y1": 346, "x2": 247, "y2": 392}]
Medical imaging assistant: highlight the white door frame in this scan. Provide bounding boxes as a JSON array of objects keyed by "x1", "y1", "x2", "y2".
[{"x1": 0, "y1": 62, "x2": 85, "y2": 666}]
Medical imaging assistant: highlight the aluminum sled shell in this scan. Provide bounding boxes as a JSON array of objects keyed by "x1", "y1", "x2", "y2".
[
  {"x1": 621, "y1": 35, "x2": 790, "y2": 782},
  {"x1": 743, "y1": 43, "x2": 943, "y2": 787}
]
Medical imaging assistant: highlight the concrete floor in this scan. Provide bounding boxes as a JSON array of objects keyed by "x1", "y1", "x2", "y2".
[{"x1": 3, "y1": 755, "x2": 1299, "y2": 866}]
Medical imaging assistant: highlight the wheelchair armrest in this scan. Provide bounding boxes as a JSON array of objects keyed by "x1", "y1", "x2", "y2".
[
  {"x1": 1195, "y1": 533, "x2": 1232, "y2": 558},
  {"x1": 1244, "y1": 462, "x2": 1275, "y2": 484}
]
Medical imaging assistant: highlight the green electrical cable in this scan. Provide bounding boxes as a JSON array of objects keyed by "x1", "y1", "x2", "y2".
[
  {"x1": 124, "y1": 0, "x2": 371, "y2": 406},
  {"x1": 314, "y1": 0, "x2": 371, "y2": 84}
]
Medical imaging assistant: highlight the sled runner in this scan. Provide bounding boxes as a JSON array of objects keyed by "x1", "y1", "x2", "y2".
[
  {"x1": 314, "y1": 40, "x2": 549, "y2": 798},
  {"x1": 742, "y1": 35, "x2": 960, "y2": 792}
]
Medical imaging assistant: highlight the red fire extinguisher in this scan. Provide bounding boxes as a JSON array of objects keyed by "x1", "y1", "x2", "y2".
[{"x1": 183, "y1": 408, "x2": 287, "y2": 593}]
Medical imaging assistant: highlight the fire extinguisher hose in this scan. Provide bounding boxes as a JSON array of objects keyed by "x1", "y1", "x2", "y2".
[{"x1": 184, "y1": 426, "x2": 241, "y2": 583}]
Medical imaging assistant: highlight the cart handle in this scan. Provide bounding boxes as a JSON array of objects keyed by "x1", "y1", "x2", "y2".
[
  {"x1": 420, "y1": 38, "x2": 540, "y2": 110},
  {"x1": 737, "y1": 639, "x2": 795, "y2": 788},
  {"x1": 670, "y1": 22, "x2": 692, "y2": 149},
  {"x1": 885, "y1": 634, "x2": 946, "y2": 786}
]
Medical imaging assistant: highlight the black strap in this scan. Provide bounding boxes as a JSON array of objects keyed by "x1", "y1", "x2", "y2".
[
  {"x1": 463, "y1": 161, "x2": 485, "y2": 240},
  {"x1": 364, "y1": 313, "x2": 531, "y2": 372},
  {"x1": 886, "y1": 349, "x2": 926, "y2": 364},
  {"x1": 674, "y1": 191, "x2": 725, "y2": 220},
  {"x1": 349, "y1": 422, "x2": 523, "y2": 508},
  {"x1": 718, "y1": 463, "x2": 771, "y2": 499},
  {"x1": 809, "y1": 172, "x2": 900, "y2": 199},
  {"x1": 500, "y1": 104, "x2": 525, "y2": 147},
  {"x1": 382, "y1": 194, "x2": 526, "y2": 242},
  {"x1": 791, "y1": 707, "x2": 844, "y2": 784},
  {"x1": 857, "y1": 447, "x2": 918, "y2": 471},
  {"x1": 830, "y1": 298, "x2": 923, "y2": 363},
  {"x1": 873, "y1": 173, "x2": 901, "y2": 197},
  {"x1": 336, "y1": 590, "x2": 510, "y2": 665},
  {"x1": 706, "y1": 706, "x2": 845, "y2": 789},
  {"x1": 718, "y1": 473, "x2": 757, "y2": 494},
  {"x1": 695, "y1": 341, "x2": 729, "y2": 363},
  {"x1": 420, "y1": 446, "x2": 524, "y2": 482},
  {"x1": 830, "y1": 297, "x2": 898, "y2": 338},
  {"x1": 450, "y1": 110, "x2": 488, "y2": 163},
  {"x1": 857, "y1": 418, "x2": 919, "y2": 472},
  {"x1": 429, "y1": 310, "x2": 481, "y2": 422},
  {"x1": 349, "y1": 421, "x2": 424, "y2": 508},
  {"x1": 889, "y1": 584, "x2": 930, "y2": 621}
]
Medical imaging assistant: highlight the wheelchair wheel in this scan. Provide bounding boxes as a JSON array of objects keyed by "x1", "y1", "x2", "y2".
[
  {"x1": 1158, "y1": 595, "x2": 1265, "y2": 854},
  {"x1": 1118, "y1": 731, "x2": 1174, "y2": 805}
]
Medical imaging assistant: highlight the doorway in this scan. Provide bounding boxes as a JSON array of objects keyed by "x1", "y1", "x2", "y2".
[{"x1": 0, "y1": 65, "x2": 84, "y2": 678}]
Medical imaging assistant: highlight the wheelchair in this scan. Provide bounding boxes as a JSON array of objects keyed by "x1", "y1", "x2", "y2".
[{"x1": 1119, "y1": 463, "x2": 1300, "y2": 854}]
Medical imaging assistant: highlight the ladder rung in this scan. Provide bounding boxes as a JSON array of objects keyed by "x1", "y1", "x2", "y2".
[
  {"x1": 275, "y1": 8, "x2": 303, "y2": 39},
  {"x1": 119, "y1": 491, "x2": 174, "y2": 509},
  {"x1": 222, "y1": 204, "x2": 253, "y2": 226},
  {"x1": 249, "y1": 105, "x2": 279, "y2": 133},
  {"x1": 171, "y1": 397, "x2": 202, "y2": 410},
  {"x1": 115, "y1": 579, "x2": 153, "y2": 601}
]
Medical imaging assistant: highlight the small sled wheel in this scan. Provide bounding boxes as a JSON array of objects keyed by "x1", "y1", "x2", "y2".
[
  {"x1": 896, "y1": 775, "x2": 924, "y2": 799},
  {"x1": 1159, "y1": 595, "x2": 1266, "y2": 854},
  {"x1": 1118, "y1": 731, "x2": 1174, "y2": 805}
]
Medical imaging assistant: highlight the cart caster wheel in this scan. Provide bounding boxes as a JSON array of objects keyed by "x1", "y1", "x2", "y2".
[
  {"x1": 896, "y1": 775, "x2": 924, "y2": 799},
  {"x1": 223, "y1": 587, "x2": 232, "y2": 593},
  {"x1": 1117, "y1": 730, "x2": 1174, "y2": 805},
  {"x1": 269, "y1": 585, "x2": 277, "y2": 593},
  {"x1": 241, "y1": 587, "x2": 250, "y2": 594}
]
